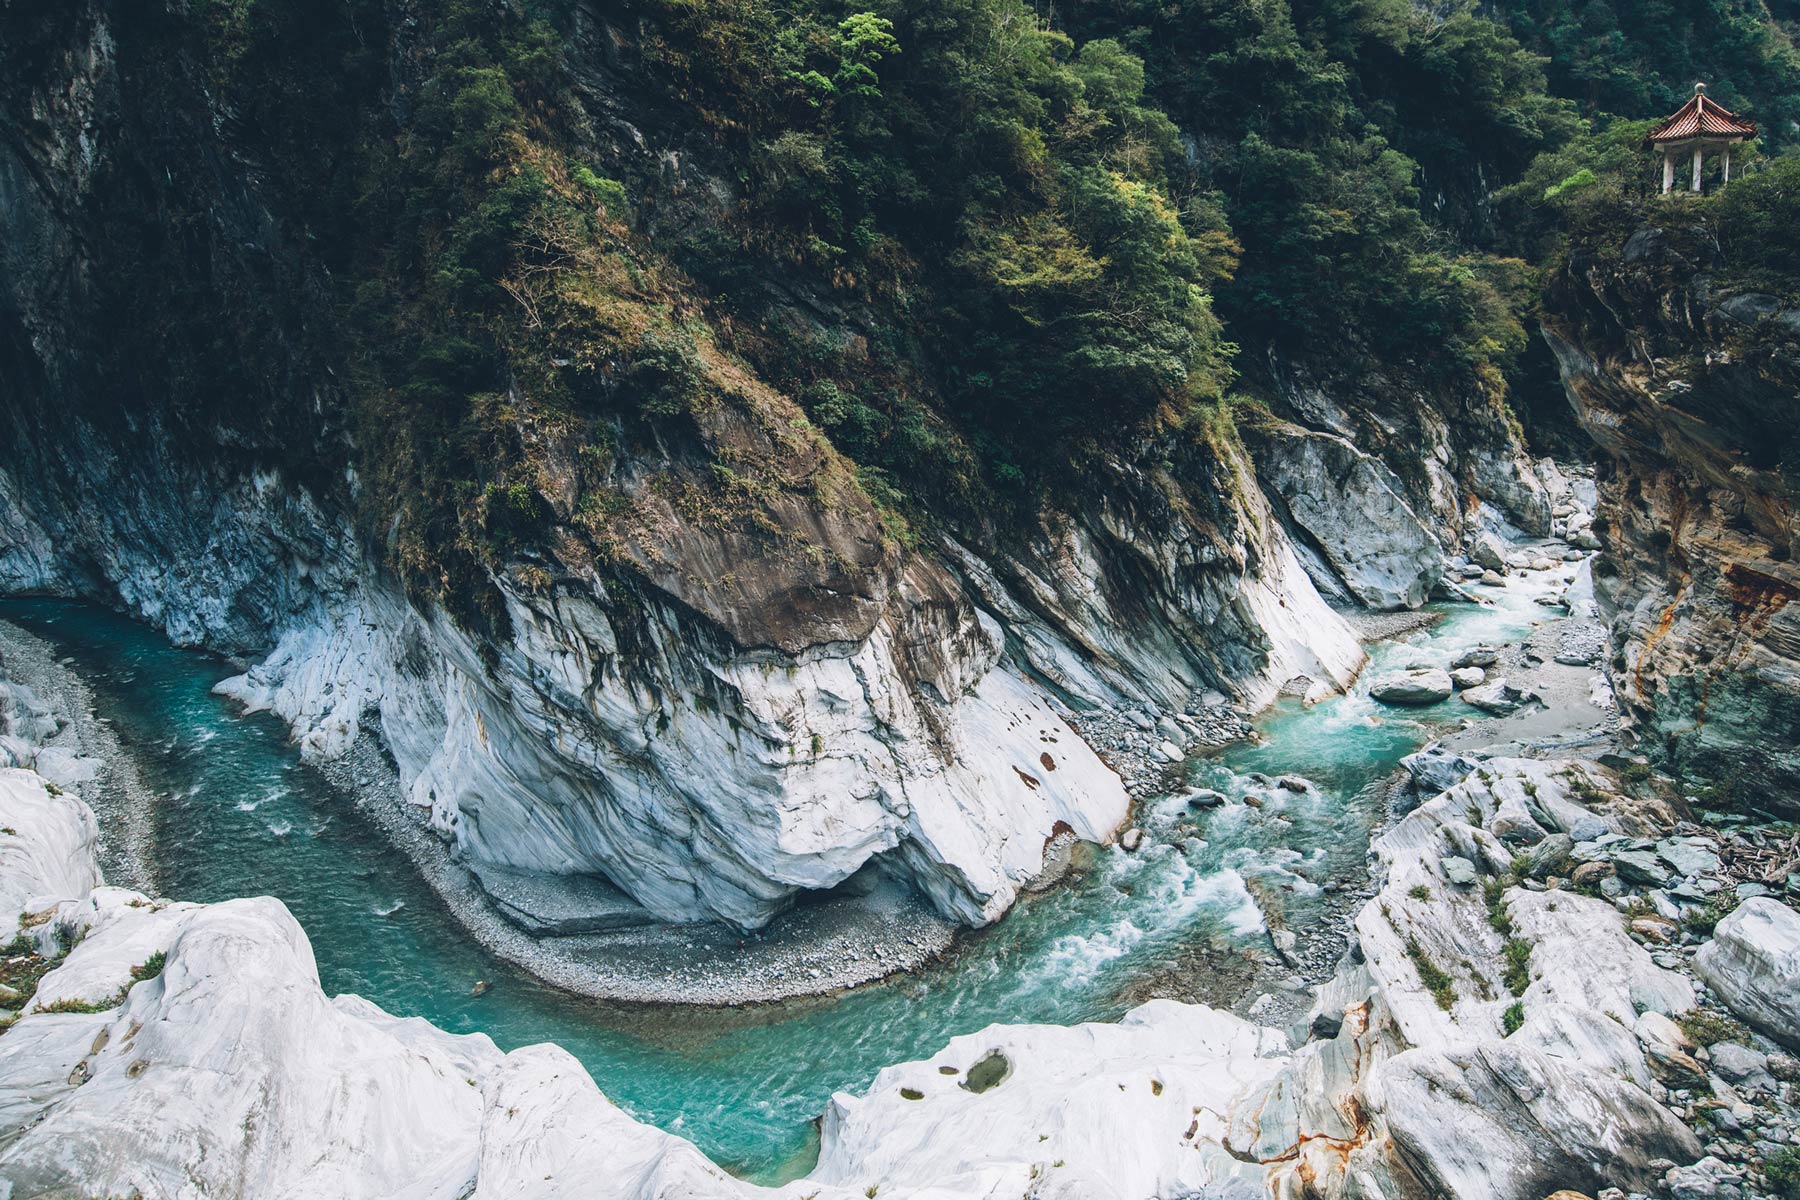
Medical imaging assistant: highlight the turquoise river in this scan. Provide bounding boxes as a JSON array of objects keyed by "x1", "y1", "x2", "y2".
[{"x1": 0, "y1": 582, "x2": 1566, "y2": 1183}]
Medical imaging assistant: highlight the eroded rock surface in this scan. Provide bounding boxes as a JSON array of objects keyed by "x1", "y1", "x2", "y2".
[
  {"x1": 5, "y1": 736, "x2": 1763, "y2": 1200},
  {"x1": 1246, "y1": 419, "x2": 1444, "y2": 610},
  {"x1": 1545, "y1": 222, "x2": 1800, "y2": 812},
  {"x1": 1696, "y1": 898, "x2": 1800, "y2": 1050}
]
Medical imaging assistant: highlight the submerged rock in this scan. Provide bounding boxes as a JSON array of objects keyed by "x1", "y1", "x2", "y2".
[{"x1": 1182, "y1": 788, "x2": 1228, "y2": 810}]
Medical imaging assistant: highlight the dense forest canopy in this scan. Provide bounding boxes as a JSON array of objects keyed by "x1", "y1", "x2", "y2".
[{"x1": 109, "y1": 0, "x2": 1800, "y2": 619}]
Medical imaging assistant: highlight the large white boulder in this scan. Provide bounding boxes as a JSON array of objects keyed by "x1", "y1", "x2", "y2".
[
  {"x1": 1695, "y1": 898, "x2": 1800, "y2": 1049},
  {"x1": 1374, "y1": 1038, "x2": 1699, "y2": 1197},
  {"x1": 1369, "y1": 668, "x2": 1454, "y2": 706},
  {"x1": 810, "y1": 1001, "x2": 1286, "y2": 1200},
  {"x1": 0, "y1": 893, "x2": 508, "y2": 1200},
  {"x1": 0, "y1": 767, "x2": 100, "y2": 936}
]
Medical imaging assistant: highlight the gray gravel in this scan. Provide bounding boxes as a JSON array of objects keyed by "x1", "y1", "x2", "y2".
[
  {"x1": 0, "y1": 617, "x2": 158, "y2": 893},
  {"x1": 311, "y1": 733, "x2": 958, "y2": 1006}
]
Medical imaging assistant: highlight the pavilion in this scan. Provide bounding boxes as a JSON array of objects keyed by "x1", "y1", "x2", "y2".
[{"x1": 1647, "y1": 82, "x2": 1757, "y2": 194}]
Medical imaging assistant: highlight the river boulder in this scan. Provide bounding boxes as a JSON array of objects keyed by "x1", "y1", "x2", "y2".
[
  {"x1": 1369, "y1": 668, "x2": 1454, "y2": 706},
  {"x1": 1401, "y1": 742, "x2": 1482, "y2": 794},
  {"x1": 1461, "y1": 678, "x2": 1537, "y2": 715}
]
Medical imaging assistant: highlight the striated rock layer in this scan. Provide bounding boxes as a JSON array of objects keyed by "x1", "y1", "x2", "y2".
[
  {"x1": 1545, "y1": 222, "x2": 1800, "y2": 813},
  {"x1": 1244, "y1": 352, "x2": 1560, "y2": 612}
]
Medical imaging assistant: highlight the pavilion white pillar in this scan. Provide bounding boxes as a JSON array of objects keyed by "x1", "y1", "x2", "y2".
[
  {"x1": 1692, "y1": 145, "x2": 1704, "y2": 192},
  {"x1": 1663, "y1": 152, "x2": 1675, "y2": 193},
  {"x1": 1723, "y1": 146, "x2": 1732, "y2": 183}
]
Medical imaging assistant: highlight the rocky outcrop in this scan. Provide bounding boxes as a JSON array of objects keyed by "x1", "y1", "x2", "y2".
[
  {"x1": 215, "y1": 562, "x2": 1141, "y2": 931},
  {"x1": 1240, "y1": 758, "x2": 1703, "y2": 1199},
  {"x1": 1247, "y1": 419, "x2": 1444, "y2": 609},
  {"x1": 0, "y1": 769, "x2": 100, "y2": 935},
  {"x1": 1544, "y1": 221, "x2": 1800, "y2": 813},
  {"x1": 1696, "y1": 898, "x2": 1800, "y2": 1050},
  {"x1": 1257, "y1": 353, "x2": 1555, "y2": 551},
  {"x1": 945, "y1": 435, "x2": 1364, "y2": 714}
]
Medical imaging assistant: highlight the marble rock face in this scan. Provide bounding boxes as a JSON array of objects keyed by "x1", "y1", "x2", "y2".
[
  {"x1": 0, "y1": 768, "x2": 101, "y2": 936},
  {"x1": 1248, "y1": 421, "x2": 1445, "y2": 610},
  {"x1": 1695, "y1": 898, "x2": 1800, "y2": 1050}
]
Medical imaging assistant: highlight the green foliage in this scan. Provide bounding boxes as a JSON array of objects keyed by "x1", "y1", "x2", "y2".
[
  {"x1": 1061, "y1": 0, "x2": 1576, "y2": 399},
  {"x1": 1408, "y1": 884, "x2": 1431, "y2": 901},
  {"x1": 570, "y1": 164, "x2": 628, "y2": 216},
  {"x1": 0, "y1": 936, "x2": 53, "y2": 1022},
  {"x1": 1405, "y1": 936, "x2": 1457, "y2": 1010},
  {"x1": 1716, "y1": 155, "x2": 1800, "y2": 288},
  {"x1": 1677, "y1": 1007, "x2": 1749, "y2": 1043},
  {"x1": 1502, "y1": 1000, "x2": 1525, "y2": 1036},
  {"x1": 1543, "y1": 167, "x2": 1597, "y2": 201},
  {"x1": 834, "y1": 13, "x2": 900, "y2": 101},
  {"x1": 1484, "y1": 879, "x2": 1515, "y2": 935},
  {"x1": 1684, "y1": 896, "x2": 1738, "y2": 937},
  {"x1": 657, "y1": 0, "x2": 1242, "y2": 494},
  {"x1": 129, "y1": 951, "x2": 167, "y2": 983},
  {"x1": 1502, "y1": 937, "x2": 1532, "y2": 995},
  {"x1": 1498, "y1": 0, "x2": 1800, "y2": 152},
  {"x1": 1767, "y1": 1146, "x2": 1800, "y2": 1200},
  {"x1": 630, "y1": 329, "x2": 708, "y2": 420},
  {"x1": 1678, "y1": 1007, "x2": 1750, "y2": 1048},
  {"x1": 37, "y1": 992, "x2": 126, "y2": 1015}
]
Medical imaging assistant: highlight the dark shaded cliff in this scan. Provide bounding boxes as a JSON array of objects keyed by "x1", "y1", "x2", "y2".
[{"x1": 1544, "y1": 184, "x2": 1800, "y2": 815}]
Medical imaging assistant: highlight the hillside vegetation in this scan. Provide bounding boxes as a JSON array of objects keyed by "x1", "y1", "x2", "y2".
[{"x1": 72, "y1": 0, "x2": 1800, "y2": 627}]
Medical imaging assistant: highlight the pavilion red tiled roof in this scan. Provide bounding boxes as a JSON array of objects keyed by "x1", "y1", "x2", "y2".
[{"x1": 1648, "y1": 88, "x2": 1757, "y2": 144}]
